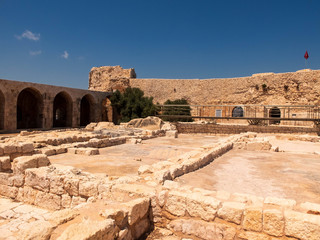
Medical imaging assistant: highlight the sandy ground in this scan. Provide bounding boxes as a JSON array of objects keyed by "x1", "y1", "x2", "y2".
[
  {"x1": 49, "y1": 134, "x2": 226, "y2": 177},
  {"x1": 176, "y1": 139, "x2": 320, "y2": 204}
]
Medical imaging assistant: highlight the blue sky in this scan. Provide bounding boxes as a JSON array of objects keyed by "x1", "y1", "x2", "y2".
[{"x1": 0, "y1": 0, "x2": 319, "y2": 89}]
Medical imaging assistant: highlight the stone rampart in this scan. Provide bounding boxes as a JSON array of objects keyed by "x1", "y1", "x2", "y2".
[{"x1": 89, "y1": 66, "x2": 320, "y2": 106}]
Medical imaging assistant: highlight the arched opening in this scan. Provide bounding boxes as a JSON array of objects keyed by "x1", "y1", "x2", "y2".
[
  {"x1": 101, "y1": 97, "x2": 113, "y2": 122},
  {"x1": 17, "y1": 88, "x2": 43, "y2": 129},
  {"x1": 269, "y1": 107, "x2": 281, "y2": 124},
  {"x1": 0, "y1": 90, "x2": 5, "y2": 130},
  {"x1": 232, "y1": 106, "x2": 244, "y2": 117},
  {"x1": 53, "y1": 92, "x2": 72, "y2": 128},
  {"x1": 80, "y1": 94, "x2": 94, "y2": 126}
]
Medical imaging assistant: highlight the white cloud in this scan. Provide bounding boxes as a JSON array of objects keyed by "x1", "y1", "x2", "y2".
[
  {"x1": 61, "y1": 51, "x2": 69, "y2": 59},
  {"x1": 29, "y1": 50, "x2": 42, "y2": 56},
  {"x1": 16, "y1": 30, "x2": 40, "y2": 41}
]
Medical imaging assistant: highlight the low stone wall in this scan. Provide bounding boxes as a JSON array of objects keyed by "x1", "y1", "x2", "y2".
[
  {"x1": 176, "y1": 123, "x2": 319, "y2": 135},
  {"x1": 0, "y1": 142, "x2": 34, "y2": 161},
  {"x1": 152, "y1": 181, "x2": 320, "y2": 240}
]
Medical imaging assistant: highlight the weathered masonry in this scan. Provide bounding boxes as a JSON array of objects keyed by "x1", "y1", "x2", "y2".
[
  {"x1": 0, "y1": 79, "x2": 111, "y2": 131},
  {"x1": 89, "y1": 66, "x2": 320, "y2": 106}
]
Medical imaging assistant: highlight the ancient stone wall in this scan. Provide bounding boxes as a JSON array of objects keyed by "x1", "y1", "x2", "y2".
[
  {"x1": 89, "y1": 66, "x2": 320, "y2": 106},
  {"x1": 0, "y1": 79, "x2": 110, "y2": 131},
  {"x1": 176, "y1": 123, "x2": 320, "y2": 135},
  {"x1": 89, "y1": 66, "x2": 136, "y2": 92}
]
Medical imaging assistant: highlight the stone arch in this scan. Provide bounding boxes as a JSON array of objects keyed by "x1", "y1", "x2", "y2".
[
  {"x1": 101, "y1": 97, "x2": 113, "y2": 122},
  {"x1": 80, "y1": 94, "x2": 95, "y2": 126},
  {"x1": 53, "y1": 91, "x2": 73, "y2": 128},
  {"x1": 232, "y1": 106, "x2": 244, "y2": 117},
  {"x1": 0, "y1": 90, "x2": 4, "y2": 129},
  {"x1": 17, "y1": 87, "x2": 43, "y2": 129},
  {"x1": 269, "y1": 107, "x2": 281, "y2": 124}
]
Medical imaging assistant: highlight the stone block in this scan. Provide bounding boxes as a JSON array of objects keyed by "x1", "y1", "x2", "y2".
[
  {"x1": 50, "y1": 175, "x2": 66, "y2": 195},
  {"x1": 264, "y1": 197, "x2": 296, "y2": 209},
  {"x1": 125, "y1": 197, "x2": 150, "y2": 225},
  {"x1": 243, "y1": 207, "x2": 263, "y2": 232},
  {"x1": 25, "y1": 168, "x2": 50, "y2": 192},
  {"x1": 57, "y1": 219, "x2": 117, "y2": 240},
  {"x1": 100, "y1": 208, "x2": 128, "y2": 229},
  {"x1": 138, "y1": 165, "x2": 153, "y2": 175},
  {"x1": 42, "y1": 148, "x2": 56, "y2": 156},
  {"x1": 10, "y1": 174, "x2": 25, "y2": 187},
  {"x1": 85, "y1": 148, "x2": 99, "y2": 155},
  {"x1": 0, "y1": 146, "x2": 4, "y2": 156},
  {"x1": 263, "y1": 209, "x2": 284, "y2": 237},
  {"x1": 186, "y1": 192, "x2": 220, "y2": 221},
  {"x1": 55, "y1": 147, "x2": 67, "y2": 154},
  {"x1": 79, "y1": 180, "x2": 98, "y2": 197},
  {"x1": 237, "y1": 231, "x2": 271, "y2": 240},
  {"x1": 217, "y1": 201, "x2": 245, "y2": 225},
  {"x1": 166, "y1": 130, "x2": 178, "y2": 138},
  {"x1": 169, "y1": 165, "x2": 184, "y2": 179},
  {"x1": 35, "y1": 154, "x2": 50, "y2": 167},
  {"x1": 284, "y1": 210, "x2": 320, "y2": 240},
  {"x1": 22, "y1": 186, "x2": 38, "y2": 204},
  {"x1": 13, "y1": 155, "x2": 37, "y2": 174},
  {"x1": 133, "y1": 218, "x2": 150, "y2": 239},
  {"x1": 20, "y1": 142, "x2": 34, "y2": 153},
  {"x1": 169, "y1": 219, "x2": 236, "y2": 240},
  {"x1": 64, "y1": 178, "x2": 79, "y2": 196},
  {"x1": 70, "y1": 196, "x2": 86, "y2": 208},
  {"x1": 166, "y1": 191, "x2": 187, "y2": 217},
  {"x1": 34, "y1": 191, "x2": 61, "y2": 210},
  {"x1": 61, "y1": 194, "x2": 72, "y2": 208},
  {"x1": 3, "y1": 144, "x2": 17, "y2": 154},
  {"x1": 67, "y1": 148, "x2": 77, "y2": 154},
  {"x1": 47, "y1": 209, "x2": 79, "y2": 226},
  {"x1": 0, "y1": 172, "x2": 11, "y2": 185},
  {"x1": 0, "y1": 156, "x2": 11, "y2": 171},
  {"x1": 0, "y1": 184, "x2": 18, "y2": 199},
  {"x1": 18, "y1": 220, "x2": 54, "y2": 240}
]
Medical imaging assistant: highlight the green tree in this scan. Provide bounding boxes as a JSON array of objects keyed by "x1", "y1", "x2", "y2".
[
  {"x1": 162, "y1": 98, "x2": 192, "y2": 122},
  {"x1": 110, "y1": 88, "x2": 156, "y2": 123}
]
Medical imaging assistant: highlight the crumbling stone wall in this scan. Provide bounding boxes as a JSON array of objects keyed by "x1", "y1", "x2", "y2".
[
  {"x1": 89, "y1": 67, "x2": 320, "y2": 105},
  {"x1": 89, "y1": 66, "x2": 136, "y2": 92}
]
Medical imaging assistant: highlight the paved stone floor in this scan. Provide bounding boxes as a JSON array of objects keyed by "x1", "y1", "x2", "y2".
[
  {"x1": 49, "y1": 134, "x2": 227, "y2": 177},
  {"x1": 176, "y1": 138, "x2": 320, "y2": 204},
  {"x1": 0, "y1": 198, "x2": 51, "y2": 240}
]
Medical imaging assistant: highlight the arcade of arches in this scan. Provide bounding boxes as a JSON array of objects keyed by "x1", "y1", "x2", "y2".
[{"x1": 0, "y1": 78, "x2": 111, "y2": 131}]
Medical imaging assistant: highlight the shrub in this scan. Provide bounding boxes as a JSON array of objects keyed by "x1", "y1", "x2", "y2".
[
  {"x1": 110, "y1": 88, "x2": 156, "y2": 123},
  {"x1": 162, "y1": 99, "x2": 192, "y2": 122}
]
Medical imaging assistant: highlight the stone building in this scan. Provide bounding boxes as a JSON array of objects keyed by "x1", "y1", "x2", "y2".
[{"x1": 0, "y1": 79, "x2": 111, "y2": 131}]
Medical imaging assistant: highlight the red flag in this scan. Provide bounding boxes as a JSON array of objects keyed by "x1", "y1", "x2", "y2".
[{"x1": 304, "y1": 51, "x2": 309, "y2": 60}]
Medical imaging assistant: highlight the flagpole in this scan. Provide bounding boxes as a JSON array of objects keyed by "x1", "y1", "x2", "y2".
[{"x1": 305, "y1": 58, "x2": 307, "y2": 69}]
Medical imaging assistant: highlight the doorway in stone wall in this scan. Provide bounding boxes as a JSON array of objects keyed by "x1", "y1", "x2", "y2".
[
  {"x1": 232, "y1": 106, "x2": 244, "y2": 117},
  {"x1": 53, "y1": 92, "x2": 72, "y2": 127},
  {"x1": 80, "y1": 94, "x2": 94, "y2": 126},
  {"x1": 269, "y1": 107, "x2": 281, "y2": 124},
  {"x1": 17, "y1": 88, "x2": 43, "y2": 129}
]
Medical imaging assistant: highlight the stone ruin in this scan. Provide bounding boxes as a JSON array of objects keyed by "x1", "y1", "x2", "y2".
[{"x1": 0, "y1": 116, "x2": 319, "y2": 239}]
